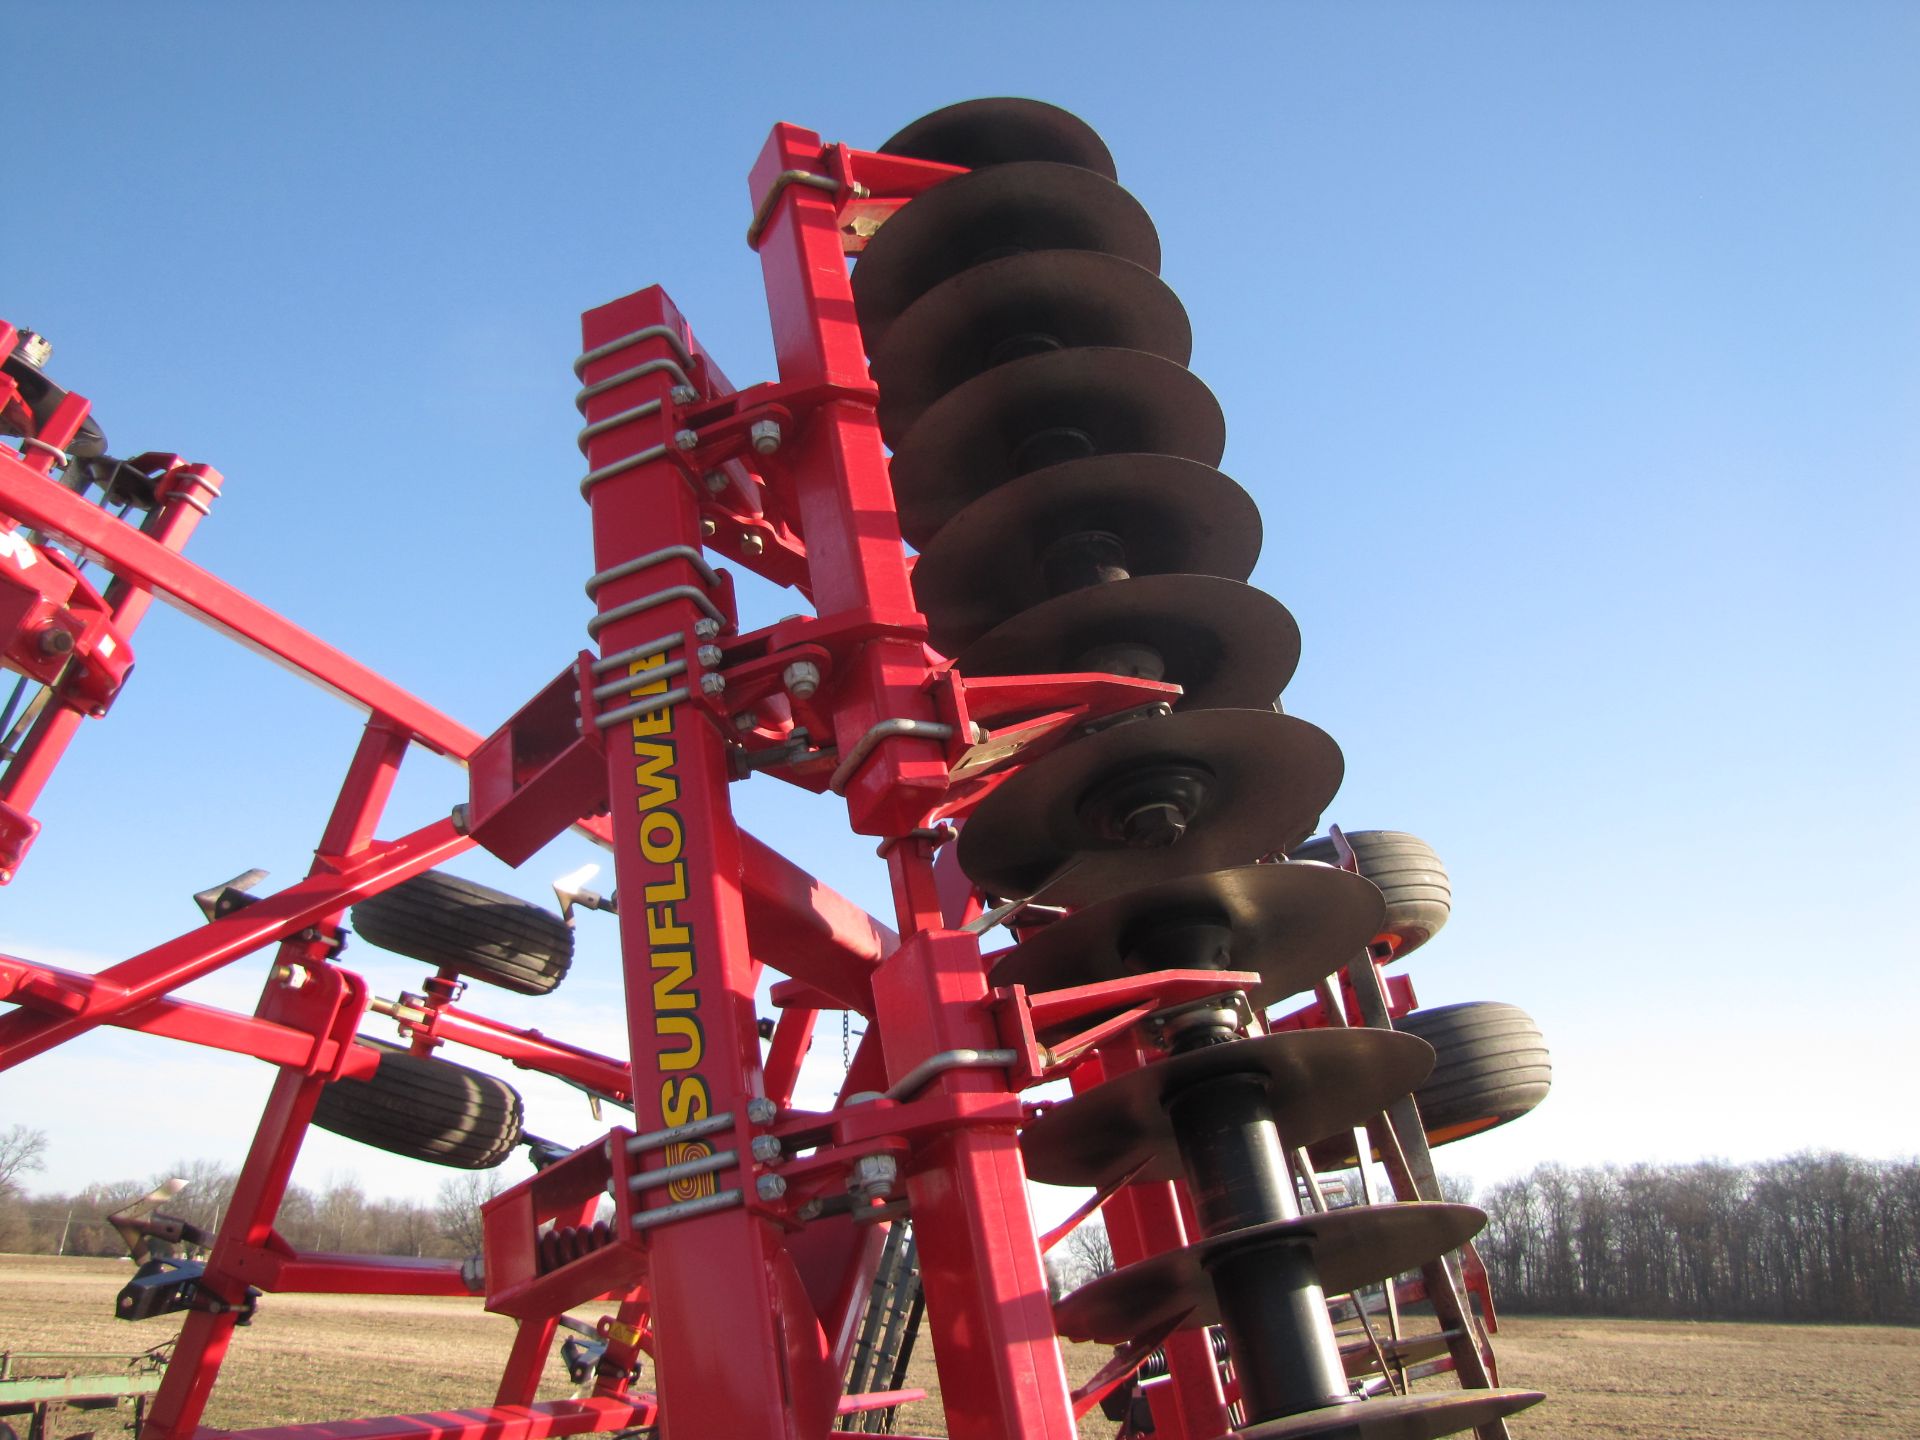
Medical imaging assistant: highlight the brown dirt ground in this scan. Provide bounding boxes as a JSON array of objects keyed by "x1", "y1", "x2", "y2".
[{"x1": 3, "y1": 1256, "x2": 1915, "y2": 1438}]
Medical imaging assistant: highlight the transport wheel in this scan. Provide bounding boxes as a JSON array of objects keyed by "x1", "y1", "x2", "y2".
[
  {"x1": 350, "y1": 870, "x2": 572, "y2": 995},
  {"x1": 1312, "y1": 1001, "x2": 1552, "y2": 1171},
  {"x1": 313, "y1": 1040, "x2": 524, "y2": 1169},
  {"x1": 1289, "y1": 830, "x2": 1450, "y2": 957},
  {"x1": 1401, "y1": 1001, "x2": 1552, "y2": 1148}
]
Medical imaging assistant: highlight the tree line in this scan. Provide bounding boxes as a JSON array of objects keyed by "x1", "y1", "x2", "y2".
[
  {"x1": 8, "y1": 1123, "x2": 1918, "y2": 1326},
  {"x1": 1476, "y1": 1153, "x2": 1920, "y2": 1324},
  {"x1": 0, "y1": 1125, "x2": 499, "y2": 1260}
]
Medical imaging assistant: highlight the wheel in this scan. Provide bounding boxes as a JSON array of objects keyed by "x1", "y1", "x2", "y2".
[
  {"x1": 312, "y1": 1040, "x2": 524, "y2": 1169},
  {"x1": 1289, "y1": 830, "x2": 1450, "y2": 956},
  {"x1": 1307, "y1": 1001, "x2": 1551, "y2": 1169},
  {"x1": 350, "y1": 870, "x2": 572, "y2": 995},
  {"x1": 1401, "y1": 1001, "x2": 1551, "y2": 1148}
]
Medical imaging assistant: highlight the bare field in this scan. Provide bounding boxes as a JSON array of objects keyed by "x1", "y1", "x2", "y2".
[{"x1": 3, "y1": 1256, "x2": 1916, "y2": 1438}]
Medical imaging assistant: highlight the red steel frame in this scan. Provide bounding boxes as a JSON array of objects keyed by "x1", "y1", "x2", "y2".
[{"x1": 0, "y1": 117, "x2": 1504, "y2": 1440}]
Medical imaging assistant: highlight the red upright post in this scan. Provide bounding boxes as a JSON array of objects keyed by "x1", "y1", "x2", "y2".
[
  {"x1": 749, "y1": 124, "x2": 1077, "y2": 1440},
  {"x1": 578, "y1": 289, "x2": 836, "y2": 1440}
]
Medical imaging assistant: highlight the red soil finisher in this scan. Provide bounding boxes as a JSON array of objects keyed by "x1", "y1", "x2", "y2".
[{"x1": 0, "y1": 100, "x2": 1554, "y2": 1440}]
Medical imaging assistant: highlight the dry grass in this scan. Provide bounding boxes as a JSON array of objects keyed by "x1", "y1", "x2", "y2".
[{"x1": 4, "y1": 1256, "x2": 1916, "y2": 1438}]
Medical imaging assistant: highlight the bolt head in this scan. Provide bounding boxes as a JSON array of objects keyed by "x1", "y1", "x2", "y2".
[
  {"x1": 699, "y1": 673, "x2": 727, "y2": 696},
  {"x1": 748, "y1": 419, "x2": 782, "y2": 455},
  {"x1": 732, "y1": 710, "x2": 757, "y2": 732},
  {"x1": 756, "y1": 1173, "x2": 788, "y2": 1202},
  {"x1": 751, "y1": 1135, "x2": 783, "y2": 1163},
  {"x1": 797, "y1": 1197, "x2": 824, "y2": 1221},
  {"x1": 746, "y1": 1097, "x2": 779, "y2": 1125},
  {"x1": 450, "y1": 802, "x2": 471, "y2": 835},
  {"x1": 671, "y1": 384, "x2": 699, "y2": 405},
  {"x1": 36, "y1": 627, "x2": 74, "y2": 656},
  {"x1": 741, "y1": 533, "x2": 765, "y2": 557},
  {"x1": 694, "y1": 617, "x2": 722, "y2": 639},
  {"x1": 696, "y1": 644, "x2": 724, "y2": 667},
  {"x1": 700, "y1": 517, "x2": 717, "y2": 537},
  {"x1": 703, "y1": 469, "x2": 728, "y2": 494},
  {"x1": 674, "y1": 428, "x2": 700, "y2": 451}
]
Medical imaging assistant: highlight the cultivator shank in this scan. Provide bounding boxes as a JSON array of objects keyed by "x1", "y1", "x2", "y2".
[{"x1": 0, "y1": 99, "x2": 1551, "y2": 1439}]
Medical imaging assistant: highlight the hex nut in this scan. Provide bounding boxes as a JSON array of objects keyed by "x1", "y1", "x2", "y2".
[
  {"x1": 749, "y1": 419, "x2": 782, "y2": 455},
  {"x1": 746, "y1": 1097, "x2": 780, "y2": 1125},
  {"x1": 700, "y1": 673, "x2": 727, "y2": 696},
  {"x1": 751, "y1": 1135, "x2": 784, "y2": 1163},
  {"x1": 850, "y1": 1153, "x2": 899, "y2": 1197},
  {"x1": 783, "y1": 659, "x2": 821, "y2": 700},
  {"x1": 756, "y1": 1173, "x2": 788, "y2": 1201}
]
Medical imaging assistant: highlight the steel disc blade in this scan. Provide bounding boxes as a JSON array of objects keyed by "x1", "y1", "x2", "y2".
[
  {"x1": 955, "y1": 574, "x2": 1301, "y2": 712},
  {"x1": 890, "y1": 348, "x2": 1226, "y2": 546},
  {"x1": 873, "y1": 250, "x2": 1193, "y2": 445},
  {"x1": 852, "y1": 164, "x2": 1161, "y2": 350},
  {"x1": 1052, "y1": 1203, "x2": 1487, "y2": 1344},
  {"x1": 1232, "y1": 1390, "x2": 1547, "y2": 1440},
  {"x1": 958, "y1": 709, "x2": 1343, "y2": 905},
  {"x1": 987, "y1": 862, "x2": 1384, "y2": 1015},
  {"x1": 1019, "y1": 1030, "x2": 1433, "y2": 1188},
  {"x1": 912, "y1": 454, "x2": 1262, "y2": 632},
  {"x1": 880, "y1": 97, "x2": 1117, "y2": 179}
]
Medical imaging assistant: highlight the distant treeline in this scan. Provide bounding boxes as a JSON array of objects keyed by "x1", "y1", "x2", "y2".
[
  {"x1": 1477, "y1": 1153, "x2": 1920, "y2": 1324},
  {"x1": 0, "y1": 1150, "x2": 500, "y2": 1261}
]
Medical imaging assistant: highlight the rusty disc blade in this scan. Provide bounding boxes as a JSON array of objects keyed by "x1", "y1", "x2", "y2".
[
  {"x1": 873, "y1": 250, "x2": 1192, "y2": 445},
  {"x1": 987, "y1": 861, "x2": 1384, "y2": 1015},
  {"x1": 955, "y1": 574, "x2": 1301, "y2": 713},
  {"x1": 881, "y1": 97, "x2": 1118, "y2": 179},
  {"x1": 1019, "y1": 1029, "x2": 1433, "y2": 1188},
  {"x1": 912, "y1": 453, "x2": 1262, "y2": 639},
  {"x1": 1232, "y1": 1390, "x2": 1547, "y2": 1439},
  {"x1": 889, "y1": 347, "x2": 1225, "y2": 549},
  {"x1": 854, "y1": 163, "x2": 1159, "y2": 349},
  {"x1": 1052, "y1": 1202, "x2": 1487, "y2": 1344},
  {"x1": 956, "y1": 709, "x2": 1343, "y2": 905}
]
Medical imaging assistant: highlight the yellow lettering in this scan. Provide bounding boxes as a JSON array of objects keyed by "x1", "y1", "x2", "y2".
[
  {"x1": 644, "y1": 862, "x2": 688, "y2": 904},
  {"x1": 632, "y1": 743, "x2": 679, "y2": 812},
  {"x1": 651, "y1": 949, "x2": 697, "y2": 1010},
  {"x1": 639, "y1": 809, "x2": 682, "y2": 862},
  {"x1": 657, "y1": 1014, "x2": 703, "y2": 1070},
  {"x1": 660, "y1": 1076, "x2": 709, "y2": 1127}
]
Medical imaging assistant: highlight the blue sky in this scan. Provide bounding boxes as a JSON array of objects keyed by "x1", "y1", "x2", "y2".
[{"x1": 2, "y1": 3, "x2": 1915, "y2": 1219}]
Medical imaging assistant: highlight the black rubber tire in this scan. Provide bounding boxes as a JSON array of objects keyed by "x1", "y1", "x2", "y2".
[
  {"x1": 1290, "y1": 830, "x2": 1450, "y2": 956},
  {"x1": 1309, "y1": 1001, "x2": 1551, "y2": 1170},
  {"x1": 313, "y1": 1040, "x2": 523, "y2": 1169},
  {"x1": 1401, "y1": 1001, "x2": 1552, "y2": 1148},
  {"x1": 351, "y1": 870, "x2": 572, "y2": 995}
]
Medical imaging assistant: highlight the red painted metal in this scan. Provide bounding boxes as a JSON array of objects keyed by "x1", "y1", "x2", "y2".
[{"x1": 0, "y1": 99, "x2": 1514, "y2": 1440}]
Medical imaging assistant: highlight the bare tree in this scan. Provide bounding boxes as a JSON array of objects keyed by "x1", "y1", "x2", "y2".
[
  {"x1": 1060, "y1": 1219, "x2": 1114, "y2": 1290},
  {"x1": 0, "y1": 1125, "x2": 48, "y2": 1197},
  {"x1": 436, "y1": 1171, "x2": 503, "y2": 1255}
]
